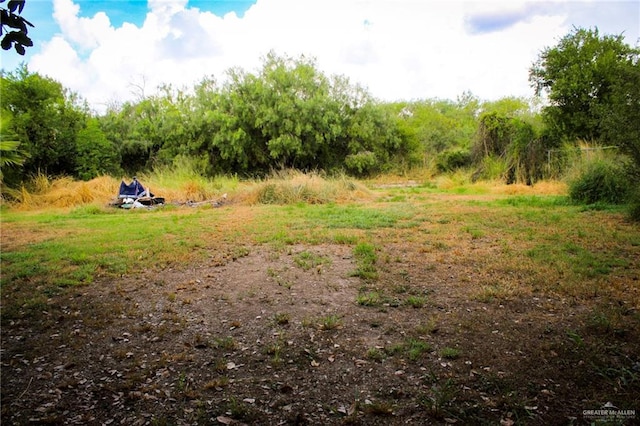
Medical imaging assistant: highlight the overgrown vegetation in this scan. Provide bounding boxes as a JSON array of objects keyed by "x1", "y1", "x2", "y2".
[
  {"x1": 2, "y1": 28, "x2": 638, "y2": 206},
  {"x1": 568, "y1": 159, "x2": 630, "y2": 204}
]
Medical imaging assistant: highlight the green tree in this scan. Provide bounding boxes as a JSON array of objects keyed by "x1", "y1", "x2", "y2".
[
  {"x1": 99, "y1": 102, "x2": 150, "y2": 175},
  {"x1": 75, "y1": 118, "x2": 121, "y2": 180},
  {"x1": 601, "y1": 52, "x2": 640, "y2": 173},
  {"x1": 388, "y1": 94, "x2": 479, "y2": 171},
  {"x1": 0, "y1": 65, "x2": 88, "y2": 179},
  {"x1": 99, "y1": 88, "x2": 186, "y2": 175},
  {"x1": 529, "y1": 27, "x2": 639, "y2": 142},
  {"x1": 1, "y1": 0, "x2": 33, "y2": 55},
  {"x1": 202, "y1": 52, "x2": 412, "y2": 176}
]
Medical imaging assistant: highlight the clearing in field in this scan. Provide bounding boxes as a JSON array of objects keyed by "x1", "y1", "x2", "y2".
[{"x1": 1, "y1": 178, "x2": 639, "y2": 425}]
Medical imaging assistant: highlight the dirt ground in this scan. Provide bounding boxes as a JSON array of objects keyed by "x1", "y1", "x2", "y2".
[{"x1": 2, "y1": 235, "x2": 639, "y2": 425}]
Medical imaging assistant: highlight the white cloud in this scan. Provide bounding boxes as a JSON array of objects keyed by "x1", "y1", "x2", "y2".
[
  {"x1": 26, "y1": 0, "x2": 638, "y2": 113},
  {"x1": 53, "y1": 0, "x2": 114, "y2": 49}
]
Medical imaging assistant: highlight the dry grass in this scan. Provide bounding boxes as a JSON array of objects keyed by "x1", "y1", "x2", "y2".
[
  {"x1": 5, "y1": 175, "x2": 119, "y2": 210},
  {"x1": 237, "y1": 170, "x2": 372, "y2": 205},
  {"x1": 0, "y1": 168, "x2": 566, "y2": 212},
  {"x1": 490, "y1": 180, "x2": 567, "y2": 196},
  {"x1": 3, "y1": 171, "x2": 373, "y2": 211}
]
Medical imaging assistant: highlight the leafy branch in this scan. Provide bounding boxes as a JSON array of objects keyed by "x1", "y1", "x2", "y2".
[{"x1": 1, "y1": 0, "x2": 34, "y2": 55}]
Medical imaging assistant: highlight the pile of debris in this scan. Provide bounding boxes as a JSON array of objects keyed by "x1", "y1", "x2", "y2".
[{"x1": 111, "y1": 177, "x2": 165, "y2": 209}]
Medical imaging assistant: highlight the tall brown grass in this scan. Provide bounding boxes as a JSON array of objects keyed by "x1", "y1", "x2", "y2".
[
  {"x1": 3, "y1": 174, "x2": 120, "y2": 210},
  {"x1": 238, "y1": 170, "x2": 371, "y2": 205},
  {"x1": 2, "y1": 170, "x2": 372, "y2": 211},
  {"x1": 2, "y1": 169, "x2": 566, "y2": 212}
]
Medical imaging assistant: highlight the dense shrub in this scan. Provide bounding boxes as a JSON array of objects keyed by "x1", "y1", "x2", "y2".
[
  {"x1": 345, "y1": 151, "x2": 378, "y2": 176},
  {"x1": 627, "y1": 187, "x2": 640, "y2": 221},
  {"x1": 568, "y1": 160, "x2": 630, "y2": 204},
  {"x1": 436, "y1": 149, "x2": 472, "y2": 172}
]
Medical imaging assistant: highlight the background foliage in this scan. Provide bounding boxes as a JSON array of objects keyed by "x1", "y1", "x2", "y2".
[{"x1": 1, "y1": 27, "x2": 639, "y2": 217}]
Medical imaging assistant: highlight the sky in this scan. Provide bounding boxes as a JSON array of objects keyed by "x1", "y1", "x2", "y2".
[{"x1": 1, "y1": 0, "x2": 638, "y2": 113}]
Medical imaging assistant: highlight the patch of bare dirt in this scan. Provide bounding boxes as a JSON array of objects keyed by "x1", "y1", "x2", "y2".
[{"x1": 2, "y1": 242, "x2": 639, "y2": 425}]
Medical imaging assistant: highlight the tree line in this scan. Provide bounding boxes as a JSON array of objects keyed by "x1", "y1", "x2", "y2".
[{"x1": 1, "y1": 28, "x2": 638, "y2": 192}]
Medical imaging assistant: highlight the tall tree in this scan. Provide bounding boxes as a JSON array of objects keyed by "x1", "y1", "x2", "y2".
[
  {"x1": 529, "y1": 27, "x2": 639, "y2": 143},
  {"x1": 75, "y1": 118, "x2": 121, "y2": 180},
  {"x1": 203, "y1": 52, "x2": 412, "y2": 176},
  {"x1": 0, "y1": 65, "x2": 88, "y2": 179},
  {"x1": 601, "y1": 50, "x2": 640, "y2": 173}
]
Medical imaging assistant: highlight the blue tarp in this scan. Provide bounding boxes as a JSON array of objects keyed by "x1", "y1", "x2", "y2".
[{"x1": 118, "y1": 178, "x2": 147, "y2": 198}]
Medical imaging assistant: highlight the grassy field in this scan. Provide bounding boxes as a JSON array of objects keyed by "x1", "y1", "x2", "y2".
[{"x1": 1, "y1": 175, "x2": 639, "y2": 425}]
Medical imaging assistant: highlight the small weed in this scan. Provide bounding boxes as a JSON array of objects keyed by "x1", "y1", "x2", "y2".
[
  {"x1": 366, "y1": 347, "x2": 386, "y2": 362},
  {"x1": 231, "y1": 246, "x2": 250, "y2": 260},
  {"x1": 386, "y1": 338, "x2": 431, "y2": 362},
  {"x1": 294, "y1": 250, "x2": 331, "y2": 271},
  {"x1": 414, "y1": 318, "x2": 439, "y2": 335},
  {"x1": 363, "y1": 400, "x2": 394, "y2": 416},
  {"x1": 177, "y1": 372, "x2": 188, "y2": 392},
  {"x1": 351, "y1": 242, "x2": 379, "y2": 280},
  {"x1": 318, "y1": 314, "x2": 342, "y2": 330},
  {"x1": 276, "y1": 277, "x2": 293, "y2": 289},
  {"x1": 224, "y1": 397, "x2": 258, "y2": 422},
  {"x1": 432, "y1": 241, "x2": 449, "y2": 251},
  {"x1": 473, "y1": 282, "x2": 516, "y2": 302},
  {"x1": 393, "y1": 283, "x2": 408, "y2": 294},
  {"x1": 151, "y1": 416, "x2": 172, "y2": 426},
  {"x1": 333, "y1": 233, "x2": 359, "y2": 245},
  {"x1": 213, "y1": 336, "x2": 236, "y2": 351},
  {"x1": 301, "y1": 317, "x2": 315, "y2": 328},
  {"x1": 422, "y1": 378, "x2": 458, "y2": 418},
  {"x1": 463, "y1": 226, "x2": 484, "y2": 239},
  {"x1": 407, "y1": 339, "x2": 431, "y2": 361},
  {"x1": 356, "y1": 291, "x2": 382, "y2": 307},
  {"x1": 211, "y1": 358, "x2": 228, "y2": 373},
  {"x1": 589, "y1": 310, "x2": 614, "y2": 333},
  {"x1": 273, "y1": 312, "x2": 290, "y2": 325},
  {"x1": 203, "y1": 377, "x2": 229, "y2": 389},
  {"x1": 385, "y1": 343, "x2": 405, "y2": 356},
  {"x1": 440, "y1": 347, "x2": 461, "y2": 360},
  {"x1": 405, "y1": 295, "x2": 426, "y2": 308},
  {"x1": 265, "y1": 341, "x2": 284, "y2": 365},
  {"x1": 566, "y1": 329, "x2": 584, "y2": 348}
]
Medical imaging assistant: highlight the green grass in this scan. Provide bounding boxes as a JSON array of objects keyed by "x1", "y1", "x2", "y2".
[
  {"x1": 294, "y1": 250, "x2": 331, "y2": 271},
  {"x1": 0, "y1": 208, "x2": 215, "y2": 290},
  {"x1": 525, "y1": 241, "x2": 629, "y2": 279},
  {"x1": 385, "y1": 338, "x2": 431, "y2": 362},
  {"x1": 440, "y1": 347, "x2": 461, "y2": 360},
  {"x1": 366, "y1": 347, "x2": 386, "y2": 362},
  {"x1": 405, "y1": 295, "x2": 426, "y2": 308},
  {"x1": 356, "y1": 291, "x2": 383, "y2": 307},
  {"x1": 318, "y1": 314, "x2": 342, "y2": 330},
  {"x1": 491, "y1": 195, "x2": 569, "y2": 208},
  {"x1": 300, "y1": 203, "x2": 417, "y2": 230},
  {"x1": 351, "y1": 243, "x2": 379, "y2": 280},
  {"x1": 2, "y1": 178, "x2": 638, "y2": 308}
]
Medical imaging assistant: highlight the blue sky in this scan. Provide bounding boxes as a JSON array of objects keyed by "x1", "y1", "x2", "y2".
[
  {"x1": 2, "y1": 0, "x2": 638, "y2": 113},
  {"x1": 2, "y1": 0, "x2": 257, "y2": 68},
  {"x1": 67, "y1": 0, "x2": 258, "y2": 26}
]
